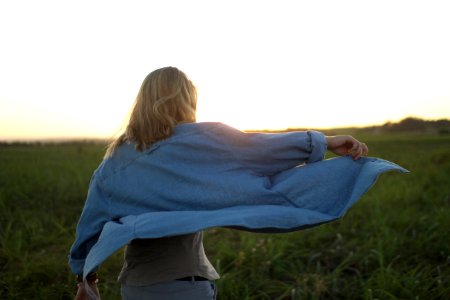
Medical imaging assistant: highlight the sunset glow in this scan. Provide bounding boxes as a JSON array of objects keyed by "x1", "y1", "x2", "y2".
[{"x1": 1, "y1": 1, "x2": 449, "y2": 140}]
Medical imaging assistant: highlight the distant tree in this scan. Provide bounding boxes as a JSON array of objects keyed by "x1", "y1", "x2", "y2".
[{"x1": 381, "y1": 116, "x2": 450, "y2": 132}]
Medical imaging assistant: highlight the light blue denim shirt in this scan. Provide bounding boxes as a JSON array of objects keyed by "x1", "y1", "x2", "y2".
[{"x1": 68, "y1": 122, "x2": 407, "y2": 279}]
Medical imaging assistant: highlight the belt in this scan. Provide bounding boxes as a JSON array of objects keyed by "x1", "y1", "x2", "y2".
[{"x1": 176, "y1": 276, "x2": 208, "y2": 281}]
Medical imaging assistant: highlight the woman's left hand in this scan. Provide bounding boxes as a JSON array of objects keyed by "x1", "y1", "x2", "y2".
[{"x1": 74, "y1": 281, "x2": 101, "y2": 300}]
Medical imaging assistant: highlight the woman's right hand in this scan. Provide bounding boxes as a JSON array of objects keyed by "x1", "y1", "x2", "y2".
[{"x1": 325, "y1": 135, "x2": 368, "y2": 160}]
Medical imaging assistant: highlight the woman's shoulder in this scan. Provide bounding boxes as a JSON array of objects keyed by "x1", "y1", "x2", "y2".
[
  {"x1": 172, "y1": 122, "x2": 240, "y2": 139},
  {"x1": 174, "y1": 121, "x2": 225, "y2": 132},
  {"x1": 98, "y1": 142, "x2": 143, "y2": 175}
]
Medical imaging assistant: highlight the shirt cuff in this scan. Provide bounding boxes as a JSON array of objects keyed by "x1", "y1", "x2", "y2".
[
  {"x1": 306, "y1": 131, "x2": 327, "y2": 163},
  {"x1": 68, "y1": 256, "x2": 86, "y2": 275}
]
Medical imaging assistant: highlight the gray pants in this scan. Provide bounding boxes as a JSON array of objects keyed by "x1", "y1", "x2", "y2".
[{"x1": 121, "y1": 280, "x2": 217, "y2": 300}]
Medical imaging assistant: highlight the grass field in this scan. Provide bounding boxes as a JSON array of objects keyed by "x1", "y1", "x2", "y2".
[{"x1": 0, "y1": 133, "x2": 449, "y2": 299}]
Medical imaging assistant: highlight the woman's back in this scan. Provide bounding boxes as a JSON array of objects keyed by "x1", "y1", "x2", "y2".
[{"x1": 96, "y1": 122, "x2": 327, "y2": 219}]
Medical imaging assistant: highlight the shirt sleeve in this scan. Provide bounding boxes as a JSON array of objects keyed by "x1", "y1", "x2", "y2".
[
  {"x1": 68, "y1": 172, "x2": 110, "y2": 275},
  {"x1": 212, "y1": 123, "x2": 328, "y2": 176}
]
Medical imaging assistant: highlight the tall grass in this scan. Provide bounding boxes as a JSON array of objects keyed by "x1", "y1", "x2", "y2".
[{"x1": 0, "y1": 134, "x2": 449, "y2": 299}]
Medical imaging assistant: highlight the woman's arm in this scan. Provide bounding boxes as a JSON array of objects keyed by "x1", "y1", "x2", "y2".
[
  {"x1": 209, "y1": 124, "x2": 368, "y2": 175},
  {"x1": 211, "y1": 124, "x2": 327, "y2": 176},
  {"x1": 326, "y1": 135, "x2": 369, "y2": 160}
]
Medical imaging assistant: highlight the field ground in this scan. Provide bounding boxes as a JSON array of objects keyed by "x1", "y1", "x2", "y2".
[{"x1": 0, "y1": 133, "x2": 449, "y2": 299}]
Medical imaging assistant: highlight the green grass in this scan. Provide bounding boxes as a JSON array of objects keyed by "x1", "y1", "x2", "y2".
[{"x1": 0, "y1": 134, "x2": 449, "y2": 299}]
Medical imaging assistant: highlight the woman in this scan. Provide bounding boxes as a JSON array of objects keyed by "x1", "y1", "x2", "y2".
[{"x1": 69, "y1": 67, "x2": 406, "y2": 300}]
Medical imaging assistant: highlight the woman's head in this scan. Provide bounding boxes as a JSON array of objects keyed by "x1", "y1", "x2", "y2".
[{"x1": 105, "y1": 67, "x2": 197, "y2": 157}]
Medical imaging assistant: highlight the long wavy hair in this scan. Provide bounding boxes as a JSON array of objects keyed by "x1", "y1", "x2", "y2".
[{"x1": 105, "y1": 67, "x2": 197, "y2": 158}]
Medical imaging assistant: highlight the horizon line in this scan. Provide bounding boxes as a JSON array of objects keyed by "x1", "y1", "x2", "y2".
[{"x1": 1, "y1": 116, "x2": 448, "y2": 143}]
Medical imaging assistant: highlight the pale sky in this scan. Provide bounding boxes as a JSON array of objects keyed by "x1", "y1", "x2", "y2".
[{"x1": 1, "y1": 0, "x2": 449, "y2": 140}]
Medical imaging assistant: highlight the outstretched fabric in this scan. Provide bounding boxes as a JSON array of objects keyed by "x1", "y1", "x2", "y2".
[{"x1": 68, "y1": 122, "x2": 408, "y2": 279}]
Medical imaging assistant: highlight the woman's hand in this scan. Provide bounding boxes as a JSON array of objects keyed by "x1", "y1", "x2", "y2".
[
  {"x1": 75, "y1": 281, "x2": 100, "y2": 300},
  {"x1": 326, "y1": 135, "x2": 368, "y2": 160}
]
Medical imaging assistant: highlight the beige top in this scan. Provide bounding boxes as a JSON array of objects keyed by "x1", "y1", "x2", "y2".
[{"x1": 117, "y1": 232, "x2": 220, "y2": 286}]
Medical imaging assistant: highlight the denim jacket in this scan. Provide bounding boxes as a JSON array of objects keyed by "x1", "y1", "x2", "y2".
[{"x1": 68, "y1": 122, "x2": 407, "y2": 279}]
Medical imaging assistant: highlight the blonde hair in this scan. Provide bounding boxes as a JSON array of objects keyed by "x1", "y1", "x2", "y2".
[{"x1": 105, "y1": 67, "x2": 197, "y2": 158}]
